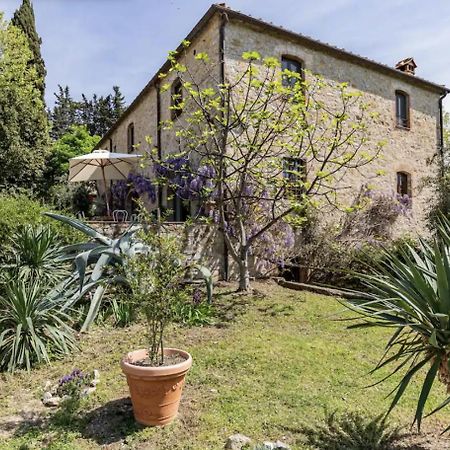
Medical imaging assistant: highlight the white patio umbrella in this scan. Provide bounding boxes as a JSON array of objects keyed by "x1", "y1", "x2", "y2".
[{"x1": 69, "y1": 149, "x2": 142, "y2": 216}]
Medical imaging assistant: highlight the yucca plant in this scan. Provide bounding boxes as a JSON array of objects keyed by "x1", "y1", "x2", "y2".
[
  {"x1": 45, "y1": 212, "x2": 213, "y2": 332},
  {"x1": 0, "y1": 280, "x2": 77, "y2": 372},
  {"x1": 343, "y1": 215, "x2": 450, "y2": 432},
  {"x1": 3, "y1": 225, "x2": 69, "y2": 285}
]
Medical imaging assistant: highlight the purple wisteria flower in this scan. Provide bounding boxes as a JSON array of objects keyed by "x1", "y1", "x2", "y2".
[{"x1": 154, "y1": 158, "x2": 216, "y2": 201}]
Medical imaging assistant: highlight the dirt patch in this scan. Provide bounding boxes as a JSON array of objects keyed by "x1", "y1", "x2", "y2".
[{"x1": 131, "y1": 354, "x2": 186, "y2": 367}]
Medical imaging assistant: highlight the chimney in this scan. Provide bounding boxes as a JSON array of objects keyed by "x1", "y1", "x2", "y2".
[{"x1": 395, "y1": 57, "x2": 417, "y2": 75}]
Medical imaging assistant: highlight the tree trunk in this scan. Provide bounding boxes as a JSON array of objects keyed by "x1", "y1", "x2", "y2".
[{"x1": 238, "y1": 247, "x2": 251, "y2": 291}]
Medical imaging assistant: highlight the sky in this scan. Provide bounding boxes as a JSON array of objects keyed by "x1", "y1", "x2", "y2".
[{"x1": 1, "y1": 0, "x2": 450, "y2": 110}]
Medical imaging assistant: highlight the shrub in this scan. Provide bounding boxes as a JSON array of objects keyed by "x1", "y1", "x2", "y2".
[
  {"x1": 0, "y1": 279, "x2": 77, "y2": 372},
  {"x1": 174, "y1": 288, "x2": 214, "y2": 326},
  {"x1": 300, "y1": 411, "x2": 403, "y2": 450},
  {"x1": 290, "y1": 188, "x2": 413, "y2": 288},
  {"x1": 47, "y1": 181, "x2": 93, "y2": 217},
  {"x1": 125, "y1": 226, "x2": 190, "y2": 365},
  {"x1": 110, "y1": 296, "x2": 136, "y2": 328},
  {"x1": 0, "y1": 194, "x2": 82, "y2": 261}
]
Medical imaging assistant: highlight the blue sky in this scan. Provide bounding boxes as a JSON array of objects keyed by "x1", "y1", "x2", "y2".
[{"x1": 2, "y1": 0, "x2": 450, "y2": 110}]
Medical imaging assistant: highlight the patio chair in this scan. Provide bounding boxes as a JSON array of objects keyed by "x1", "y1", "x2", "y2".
[{"x1": 112, "y1": 209, "x2": 128, "y2": 222}]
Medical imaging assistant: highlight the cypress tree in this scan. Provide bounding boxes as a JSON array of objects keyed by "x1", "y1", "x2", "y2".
[
  {"x1": 0, "y1": 15, "x2": 49, "y2": 189},
  {"x1": 11, "y1": 0, "x2": 46, "y2": 99}
]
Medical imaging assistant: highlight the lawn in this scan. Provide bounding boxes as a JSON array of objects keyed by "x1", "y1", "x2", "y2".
[{"x1": 1, "y1": 281, "x2": 450, "y2": 449}]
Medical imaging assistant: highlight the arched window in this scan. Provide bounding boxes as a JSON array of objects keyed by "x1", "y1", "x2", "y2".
[
  {"x1": 281, "y1": 56, "x2": 303, "y2": 88},
  {"x1": 395, "y1": 91, "x2": 410, "y2": 129},
  {"x1": 171, "y1": 78, "x2": 183, "y2": 119},
  {"x1": 396, "y1": 171, "x2": 411, "y2": 197},
  {"x1": 127, "y1": 123, "x2": 134, "y2": 152}
]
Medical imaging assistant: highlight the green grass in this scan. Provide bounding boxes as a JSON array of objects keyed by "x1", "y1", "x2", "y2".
[{"x1": 0, "y1": 281, "x2": 449, "y2": 449}]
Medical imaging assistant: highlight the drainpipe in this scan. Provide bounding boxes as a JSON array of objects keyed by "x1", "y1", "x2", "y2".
[
  {"x1": 439, "y1": 91, "x2": 448, "y2": 162},
  {"x1": 156, "y1": 81, "x2": 163, "y2": 212},
  {"x1": 219, "y1": 12, "x2": 227, "y2": 88},
  {"x1": 219, "y1": 11, "x2": 229, "y2": 281}
]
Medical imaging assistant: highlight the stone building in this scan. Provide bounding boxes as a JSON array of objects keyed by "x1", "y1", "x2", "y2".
[{"x1": 94, "y1": 4, "x2": 448, "y2": 275}]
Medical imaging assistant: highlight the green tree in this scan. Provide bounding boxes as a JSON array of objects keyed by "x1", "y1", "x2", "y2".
[
  {"x1": 49, "y1": 85, "x2": 126, "y2": 139},
  {"x1": 154, "y1": 47, "x2": 383, "y2": 291},
  {"x1": 111, "y1": 86, "x2": 126, "y2": 122},
  {"x1": 49, "y1": 85, "x2": 79, "y2": 140},
  {"x1": 0, "y1": 13, "x2": 49, "y2": 189},
  {"x1": 45, "y1": 125, "x2": 100, "y2": 185},
  {"x1": 79, "y1": 86, "x2": 126, "y2": 136},
  {"x1": 11, "y1": 0, "x2": 46, "y2": 99}
]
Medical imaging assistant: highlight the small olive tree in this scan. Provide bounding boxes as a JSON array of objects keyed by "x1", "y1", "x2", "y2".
[
  {"x1": 151, "y1": 43, "x2": 384, "y2": 291},
  {"x1": 125, "y1": 224, "x2": 187, "y2": 366}
]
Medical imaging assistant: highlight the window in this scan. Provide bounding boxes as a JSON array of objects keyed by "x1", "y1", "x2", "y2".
[
  {"x1": 166, "y1": 187, "x2": 189, "y2": 222},
  {"x1": 108, "y1": 138, "x2": 113, "y2": 151},
  {"x1": 396, "y1": 171, "x2": 410, "y2": 197},
  {"x1": 281, "y1": 56, "x2": 303, "y2": 88},
  {"x1": 171, "y1": 78, "x2": 183, "y2": 119},
  {"x1": 283, "y1": 157, "x2": 306, "y2": 197},
  {"x1": 127, "y1": 123, "x2": 134, "y2": 152},
  {"x1": 395, "y1": 91, "x2": 410, "y2": 128}
]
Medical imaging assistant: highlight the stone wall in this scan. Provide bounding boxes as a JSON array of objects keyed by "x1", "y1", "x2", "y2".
[
  {"x1": 99, "y1": 12, "x2": 442, "y2": 237},
  {"x1": 102, "y1": 14, "x2": 222, "y2": 213},
  {"x1": 88, "y1": 221, "x2": 226, "y2": 279},
  {"x1": 93, "y1": 9, "x2": 445, "y2": 279},
  {"x1": 224, "y1": 18, "x2": 442, "y2": 236}
]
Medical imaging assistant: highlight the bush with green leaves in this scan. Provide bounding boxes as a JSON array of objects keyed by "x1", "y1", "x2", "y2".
[
  {"x1": 0, "y1": 280, "x2": 77, "y2": 372},
  {"x1": 343, "y1": 215, "x2": 450, "y2": 432},
  {"x1": 125, "y1": 224, "x2": 194, "y2": 365},
  {"x1": 174, "y1": 287, "x2": 214, "y2": 326},
  {"x1": 291, "y1": 190, "x2": 414, "y2": 288},
  {"x1": 0, "y1": 194, "x2": 82, "y2": 261}
]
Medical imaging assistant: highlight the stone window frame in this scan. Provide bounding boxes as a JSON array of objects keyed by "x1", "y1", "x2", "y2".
[
  {"x1": 395, "y1": 90, "x2": 410, "y2": 130},
  {"x1": 171, "y1": 78, "x2": 183, "y2": 120},
  {"x1": 281, "y1": 55, "x2": 304, "y2": 88},
  {"x1": 396, "y1": 170, "x2": 412, "y2": 198},
  {"x1": 127, "y1": 122, "x2": 135, "y2": 153}
]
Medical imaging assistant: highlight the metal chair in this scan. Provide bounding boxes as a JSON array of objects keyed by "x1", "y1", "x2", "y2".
[{"x1": 112, "y1": 209, "x2": 128, "y2": 222}]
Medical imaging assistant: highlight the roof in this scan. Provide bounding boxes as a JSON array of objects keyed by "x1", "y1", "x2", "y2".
[{"x1": 96, "y1": 3, "x2": 449, "y2": 149}]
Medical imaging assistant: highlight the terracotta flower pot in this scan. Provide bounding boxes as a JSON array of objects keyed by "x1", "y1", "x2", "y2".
[{"x1": 121, "y1": 348, "x2": 192, "y2": 426}]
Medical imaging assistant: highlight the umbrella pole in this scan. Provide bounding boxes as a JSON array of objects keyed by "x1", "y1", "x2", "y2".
[{"x1": 101, "y1": 165, "x2": 111, "y2": 217}]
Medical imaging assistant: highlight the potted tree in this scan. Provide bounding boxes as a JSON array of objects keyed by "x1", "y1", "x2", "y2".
[{"x1": 120, "y1": 225, "x2": 193, "y2": 426}]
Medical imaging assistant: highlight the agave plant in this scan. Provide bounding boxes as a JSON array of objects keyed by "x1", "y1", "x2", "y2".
[
  {"x1": 0, "y1": 279, "x2": 77, "y2": 372},
  {"x1": 343, "y1": 216, "x2": 450, "y2": 432},
  {"x1": 45, "y1": 212, "x2": 213, "y2": 332},
  {"x1": 2, "y1": 225, "x2": 69, "y2": 285}
]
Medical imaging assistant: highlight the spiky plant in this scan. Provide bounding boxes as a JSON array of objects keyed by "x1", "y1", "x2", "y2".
[
  {"x1": 343, "y1": 216, "x2": 450, "y2": 432},
  {"x1": 3, "y1": 225, "x2": 69, "y2": 285},
  {"x1": 45, "y1": 212, "x2": 213, "y2": 332},
  {"x1": 0, "y1": 279, "x2": 77, "y2": 372}
]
